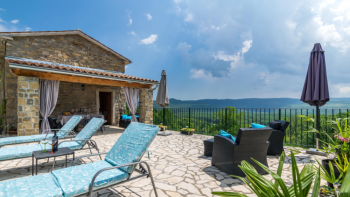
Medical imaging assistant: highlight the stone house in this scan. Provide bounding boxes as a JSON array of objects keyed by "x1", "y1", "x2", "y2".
[{"x1": 0, "y1": 30, "x2": 158, "y2": 136}]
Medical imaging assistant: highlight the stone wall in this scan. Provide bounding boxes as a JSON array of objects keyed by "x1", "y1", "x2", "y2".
[
  {"x1": 5, "y1": 35, "x2": 125, "y2": 72},
  {"x1": 17, "y1": 76, "x2": 39, "y2": 136},
  {"x1": 139, "y1": 88, "x2": 153, "y2": 124},
  {"x1": 52, "y1": 82, "x2": 126, "y2": 125}
]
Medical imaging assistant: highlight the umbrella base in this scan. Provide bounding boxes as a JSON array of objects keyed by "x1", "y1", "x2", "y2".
[
  {"x1": 157, "y1": 131, "x2": 172, "y2": 136},
  {"x1": 306, "y1": 149, "x2": 327, "y2": 157}
]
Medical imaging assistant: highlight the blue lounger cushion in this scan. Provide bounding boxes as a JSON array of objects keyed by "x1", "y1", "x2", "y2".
[
  {"x1": 105, "y1": 122, "x2": 160, "y2": 173},
  {"x1": 0, "y1": 141, "x2": 83, "y2": 161},
  {"x1": 0, "y1": 115, "x2": 83, "y2": 147},
  {"x1": 0, "y1": 173, "x2": 63, "y2": 197},
  {"x1": 74, "y1": 118, "x2": 105, "y2": 146},
  {"x1": 51, "y1": 160, "x2": 129, "y2": 197}
]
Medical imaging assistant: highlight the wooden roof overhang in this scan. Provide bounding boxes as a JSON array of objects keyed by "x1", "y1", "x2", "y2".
[{"x1": 6, "y1": 57, "x2": 158, "y2": 89}]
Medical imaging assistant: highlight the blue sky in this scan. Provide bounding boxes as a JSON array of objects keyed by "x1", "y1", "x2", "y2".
[{"x1": 1, "y1": 0, "x2": 350, "y2": 100}]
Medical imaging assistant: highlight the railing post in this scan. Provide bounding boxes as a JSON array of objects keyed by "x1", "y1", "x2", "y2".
[
  {"x1": 225, "y1": 108, "x2": 228, "y2": 131},
  {"x1": 279, "y1": 109, "x2": 281, "y2": 120},
  {"x1": 189, "y1": 108, "x2": 191, "y2": 128}
]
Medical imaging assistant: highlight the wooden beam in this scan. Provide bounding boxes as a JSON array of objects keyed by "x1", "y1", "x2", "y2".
[{"x1": 11, "y1": 69, "x2": 153, "y2": 89}]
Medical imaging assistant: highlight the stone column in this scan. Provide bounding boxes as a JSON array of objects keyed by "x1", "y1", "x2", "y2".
[
  {"x1": 17, "y1": 76, "x2": 40, "y2": 136},
  {"x1": 139, "y1": 88, "x2": 153, "y2": 124}
]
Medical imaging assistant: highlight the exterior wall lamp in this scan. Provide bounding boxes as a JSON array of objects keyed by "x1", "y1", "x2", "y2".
[{"x1": 82, "y1": 84, "x2": 85, "y2": 91}]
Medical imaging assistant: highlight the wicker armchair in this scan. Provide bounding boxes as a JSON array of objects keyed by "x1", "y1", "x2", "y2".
[
  {"x1": 267, "y1": 120, "x2": 290, "y2": 156},
  {"x1": 211, "y1": 128, "x2": 273, "y2": 177}
]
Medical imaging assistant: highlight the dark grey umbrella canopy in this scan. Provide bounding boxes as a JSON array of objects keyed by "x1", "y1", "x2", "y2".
[
  {"x1": 300, "y1": 43, "x2": 330, "y2": 107},
  {"x1": 156, "y1": 70, "x2": 170, "y2": 108}
]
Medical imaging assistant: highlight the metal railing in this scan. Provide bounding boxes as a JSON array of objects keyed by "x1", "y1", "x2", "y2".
[{"x1": 153, "y1": 107, "x2": 350, "y2": 147}]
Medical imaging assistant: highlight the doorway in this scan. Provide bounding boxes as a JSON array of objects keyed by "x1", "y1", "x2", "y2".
[{"x1": 99, "y1": 92, "x2": 112, "y2": 125}]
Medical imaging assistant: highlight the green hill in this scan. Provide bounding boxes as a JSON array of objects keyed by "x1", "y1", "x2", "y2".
[{"x1": 154, "y1": 98, "x2": 350, "y2": 109}]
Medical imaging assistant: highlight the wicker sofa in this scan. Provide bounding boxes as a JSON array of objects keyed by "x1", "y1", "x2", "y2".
[
  {"x1": 119, "y1": 114, "x2": 140, "y2": 128},
  {"x1": 211, "y1": 127, "x2": 273, "y2": 177},
  {"x1": 267, "y1": 120, "x2": 290, "y2": 156}
]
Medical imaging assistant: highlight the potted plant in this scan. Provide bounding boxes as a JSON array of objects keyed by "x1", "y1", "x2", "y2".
[
  {"x1": 8, "y1": 125, "x2": 17, "y2": 135},
  {"x1": 212, "y1": 151, "x2": 322, "y2": 197},
  {"x1": 181, "y1": 127, "x2": 195, "y2": 135},
  {"x1": 157, "y1": 125, "x2": 167, "y2": 131}
]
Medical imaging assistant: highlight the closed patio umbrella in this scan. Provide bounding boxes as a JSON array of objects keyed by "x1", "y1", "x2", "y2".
[
  {"x1": 156, "y1": 70, "x2": 171, "y2": 136},
  {"x1": 300, "y1": 43, "x2": 329, "y2": 151}
]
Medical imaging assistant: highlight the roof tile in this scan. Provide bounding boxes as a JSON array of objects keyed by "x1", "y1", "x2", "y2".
[{"x1": 6, "y1": 58, "x2": 158, "y2": 83}]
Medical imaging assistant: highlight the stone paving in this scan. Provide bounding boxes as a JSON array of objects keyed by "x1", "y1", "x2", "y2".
[{"x1": 0, "y1": 126, "x2": 327, "y2": 197}]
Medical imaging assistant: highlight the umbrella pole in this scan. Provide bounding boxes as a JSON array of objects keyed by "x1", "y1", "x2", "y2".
[
  {"x1": 163, "y1": 108, "x2": 165, "y2": 134},
  {"x1": 316, "y1": 104, "x2": 320, "y2": 149}
]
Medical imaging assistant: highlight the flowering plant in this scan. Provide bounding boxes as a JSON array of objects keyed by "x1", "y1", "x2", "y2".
[{"x1": 299, "y1": 115, "x2": 350, "y2": 156}]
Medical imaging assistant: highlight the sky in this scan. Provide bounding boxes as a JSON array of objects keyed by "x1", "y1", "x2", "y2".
[{"x1": 1, "y1": 0, "x2": 350, "y2": 100}]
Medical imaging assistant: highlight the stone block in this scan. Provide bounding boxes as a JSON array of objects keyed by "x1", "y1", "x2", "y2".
[
  {"x1": 18, "y1": 112, "x2": 27, "y2": 117},
  {"x1": 18, "y1": 81, "x2": 29, "y2": 89},
  {"x1": 18, "y1": 123, "x2": 33, "y2": 129},
  {"x1": 31, "y1": 106, "x2": 39, "y2": 111},
  {"x1": 22, "y1": 117, "x2": 31, "y2": 123},
  {"x1": 32, "y1": 117, "x2": 39, "y2": 123},
  {"x1": 29, "y1": 94, "x2": 38, "y2": 98},
  {"x1": 27, "y1": 99, "x2": 34, "y2": 105},
  {"x1": 18, "y1": 76, "x2": 26, "y2": 80},
  {"x1": 18, "y1": 98, "x2": 26, "y2": 105},
  {"x1": 30, "y1": 82, "x2": 39, "y2": 89},
  {"x1": 24, "y1": 106, "x2": 30, "y2": 112}
]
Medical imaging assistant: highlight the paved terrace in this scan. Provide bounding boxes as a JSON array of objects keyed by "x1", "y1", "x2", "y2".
[{"x1": 0, "y1": 127, "x2": 327, "y2": 197}]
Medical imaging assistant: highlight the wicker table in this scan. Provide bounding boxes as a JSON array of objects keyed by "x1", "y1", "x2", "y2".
[
  {"x1": 32, "y1": 147, "x2": 74, "y2": 175},
  {"x1": 203, "y1": 138, "x2": 214, "y2": 157}
]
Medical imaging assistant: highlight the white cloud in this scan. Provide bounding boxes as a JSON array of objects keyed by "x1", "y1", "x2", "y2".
[
  {"x1": 184, "y1": 13, "x2": 193, "y2": 22},
  {"x1": 146, "y1": 13, "x2": 152, "y2": 20},
  {"x1": 0, "y1": 18, "x2": 5, "y2": 23},
  {"x1": 129, "y1": 31, "x2": 136, "y2": 36},
  {"x1": 0, "y1": 8, "x2": 4, "y2": 11},
  {"x1": 335, "y1": 85, "x2": 350, "y2": 94},
  {"x1": 139, "y1": 34, "x2": 158, "y2": 45},
  {"x1": 333, "y1": 16, "x2": 344, "y2": 22},
  {"x1": 190, "y1": 69, "x2": 214, "y2": 79},
  {"x1": 126, "y1": 10, "x2": 132, "y2": 26},
  {"x1": 25, "y1": 27, "x2": 31, "y2": 31},
  {"x1": 11, "y1": 19, "x2": 19, "y2": 24}
]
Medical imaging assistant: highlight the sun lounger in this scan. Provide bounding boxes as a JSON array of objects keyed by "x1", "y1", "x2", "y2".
[
  {"x1": 0, "y1": 115, "x2": 83, "y2": 148},
  {"x1": 0, "y1": 117, "x2": 105, "y2": 162},
  {"x1": 0, "y1": 122, "x2": 160, "y2": 197}
]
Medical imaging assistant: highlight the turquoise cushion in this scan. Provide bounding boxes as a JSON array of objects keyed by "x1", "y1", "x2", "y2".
[
  {"x1": 105, "y1": 122, "x2": 159, "y2": 173},
  {"x1": 51, "y1": 160, "x2": 128, "y2": 197},
  {"x1": 125, "y1": 116, "x2": 132, "y2": 120},
  {"x1": 121, "y1": 115, "x2": 127, "y2": 120},
  {"x1": 0, "y1": 136, "x2": 40, "y2": 147},
  {"x1": 251, "y1": 123, "x2": 266, "y2": 128},
  {"x1": 0, "y1": 144, "x2": 43, "y2": 161},
  {"x1": 0, "y1": 115, "x2": 82, "y2": 147},
  {"x1": 58, "y1": 115, "x2": 83, "y2": 135},
  {"x1": 0, "y1": 141, "x2": 83, "y2": 161},
  {"x1": 74, "y1": 118, "x2": 104, "y2": 146},
  {"x1": 57, "y1": 141, "x2": 82, "y2": 150},
  {"x1": 0, "y1": 173, "x2": 63, "y2": 197},
  {"x1": 220, "y1": 130, "x2": 236, "y2": 142}
]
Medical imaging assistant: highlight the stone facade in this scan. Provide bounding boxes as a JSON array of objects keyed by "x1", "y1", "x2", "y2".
[
  {"x1": 17, "y1": 76, "x2": 40, "y2": 135},
  {"x1": 0, "y1": 33, "x2": 155, "y2": 135},
  {"x1": 51, "y1": 82, "x2": 126, "y2": 125},
  {"x1": 139, "y1": 88, "x2": 154, "y2": 124}
]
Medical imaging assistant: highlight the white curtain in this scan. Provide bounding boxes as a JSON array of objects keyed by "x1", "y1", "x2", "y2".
[
  {"x1": 123, "y1": 87, "x2": 139, "y2": 122},
  {"x1": 39, "y1": 79, "x2": 60, "y2": 134}
]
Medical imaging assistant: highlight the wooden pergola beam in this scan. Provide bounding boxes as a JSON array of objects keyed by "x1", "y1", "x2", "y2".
[{"x1": 11, "y1": 69, "x2": 153, "y2": 89}]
